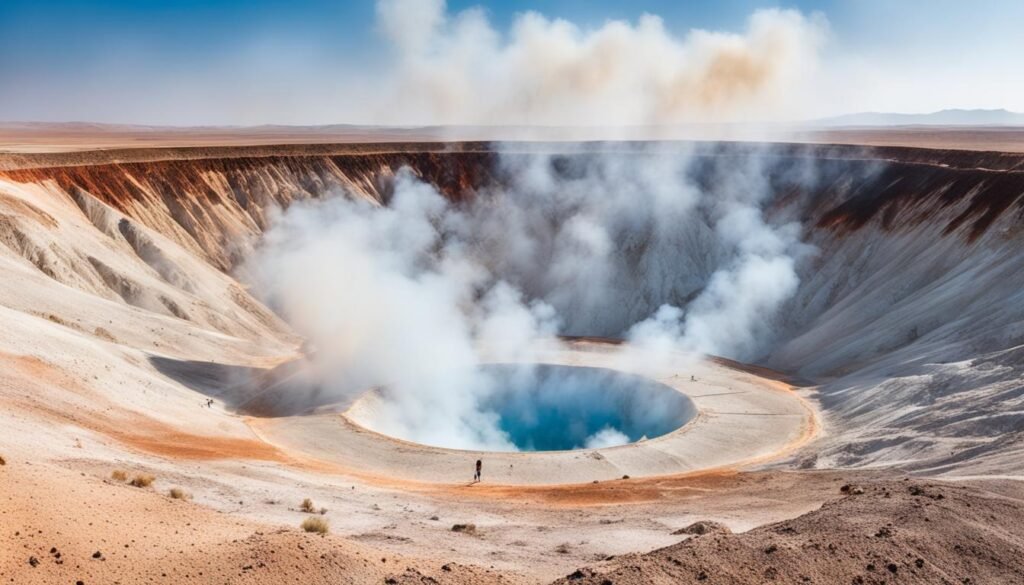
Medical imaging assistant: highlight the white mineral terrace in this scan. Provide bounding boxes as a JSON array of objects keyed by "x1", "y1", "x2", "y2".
[{"x1": 250, "y1": 340, "x2": 819, "y2": 486}]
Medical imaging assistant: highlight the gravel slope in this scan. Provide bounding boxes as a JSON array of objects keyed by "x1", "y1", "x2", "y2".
[{"x1": 551, "y1": 478, "x2": 1024, "y2": 585}]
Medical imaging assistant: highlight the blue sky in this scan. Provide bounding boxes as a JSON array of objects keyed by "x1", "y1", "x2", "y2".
[{"x1": 2, "y1": 0, "x2": 1022, "y2": 125}]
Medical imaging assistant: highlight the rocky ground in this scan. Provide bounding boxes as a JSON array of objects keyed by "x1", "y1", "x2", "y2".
[
  {"x1": 7, "y1": 456, "x2": 1024, "y2": 584},
  {"x1": 552, "y1": 478, "x2": 1024, "y2": 585},
  {"x1": 0, "y1": 460, "x2": 525, "y2": 585}
]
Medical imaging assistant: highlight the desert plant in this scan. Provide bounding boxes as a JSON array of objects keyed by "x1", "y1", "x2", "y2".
[
  {"x1": 111, "y1": 470, "x2": 128, "y2": 481},
  {"x1": 301, "y1": 516, "x2": 329, "y2": 535},
  {"x1": 300, "y1": 498, "x2": 315, "y2": 513},
  {"x1": 129, "y1": 474, "x2": 155, "y2": 488},
  {"x1": 168, "y1": 487, "x2": 191, "y2": 500}
]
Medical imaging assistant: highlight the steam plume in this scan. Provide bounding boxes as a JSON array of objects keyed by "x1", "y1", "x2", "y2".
[
  {"x1": 372, "y1": 0, "x2": 826, "y2": 126},
  {"x1": 246, "y1": 147, "x2": 808, "y2": 449}
]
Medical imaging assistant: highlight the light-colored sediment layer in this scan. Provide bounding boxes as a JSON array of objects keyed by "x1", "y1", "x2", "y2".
[
  {"x1": 253, "y1": 340, "x2": 818, "y2": 486},
  {"x1": 4, "y1": 122, "x2": 1024, "y2": 155}
]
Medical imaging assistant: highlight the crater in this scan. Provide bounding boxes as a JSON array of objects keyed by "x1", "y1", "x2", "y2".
[{"x1": 348, "y1": 364, "x2": 698, "y2": 452}]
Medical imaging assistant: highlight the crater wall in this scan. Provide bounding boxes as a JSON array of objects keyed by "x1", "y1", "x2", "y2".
[{"x1": 3, "y1": 142, "x2": 1023, "y2": 472}]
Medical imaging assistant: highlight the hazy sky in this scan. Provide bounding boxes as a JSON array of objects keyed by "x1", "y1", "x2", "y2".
[{"x1": 1, "y1": 0, "x2": 1022, "y2": 125}]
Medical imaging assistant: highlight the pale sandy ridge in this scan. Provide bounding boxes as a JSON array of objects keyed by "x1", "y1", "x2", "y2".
[
  {"x1": 4, "y1": 122, "x2": 1024, "y2": 154},
  {"x1": 254, "y1": 341, "x2": 818, "y2": 486}
]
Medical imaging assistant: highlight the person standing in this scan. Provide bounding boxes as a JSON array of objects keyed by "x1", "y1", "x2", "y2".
[{"x1": 474, "y1": 459, "x2": 482, "y2": 483}]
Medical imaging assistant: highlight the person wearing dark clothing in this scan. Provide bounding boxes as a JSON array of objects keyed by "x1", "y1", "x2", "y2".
[{"x1": 474, "y1": 459, "x2": 482, "y2": 482}]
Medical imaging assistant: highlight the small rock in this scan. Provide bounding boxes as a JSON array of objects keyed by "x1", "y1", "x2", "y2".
[
  {"x1": 91, "y1": 551, "x2": 102, "y2": 559},
  {"x1": 28, "y1": 556, "x2": 39, "y2": 567},
  {"x1": 673, "y1": 521, "x2": 731, "y2": 536},
  {"x1": 451, "y1": 523, "x2": 477, "y2": 535}
]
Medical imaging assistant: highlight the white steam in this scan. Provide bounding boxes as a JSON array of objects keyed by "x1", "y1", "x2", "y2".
[
  {"x1": 623, "y1": 179, "x2": 807, "y2": 374},
  {"x1": 246, "y1": 147, "x2": 809, "y2": 449},
  {"x1": 583, "y1": 427, "x2": 631, "y2": 449},
  {"x1": 371, "y1": 0, "x2": 826, "y2": 126},
  {"x1": 248, "y1": 171, "x2": 554, "y2": 450}
]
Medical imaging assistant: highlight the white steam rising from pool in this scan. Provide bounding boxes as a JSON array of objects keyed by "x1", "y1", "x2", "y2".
[
  {"x1": 245, "y1": 146, "x2": 808, "y2": 451},
  {"x1": 348, "y1": 365, "x2": 696, "y2": 452},
  {"x1": 583, "y1": 428, "x2": 630, "y2": 450}
]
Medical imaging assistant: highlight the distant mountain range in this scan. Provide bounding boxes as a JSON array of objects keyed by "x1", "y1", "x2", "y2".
[{"x1": 815, "y1": 109, "x2": 1024, "y2": 127}]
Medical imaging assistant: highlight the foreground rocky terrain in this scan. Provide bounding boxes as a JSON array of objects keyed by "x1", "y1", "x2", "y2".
[
  {"x1": 6, "y1": 459, "x2": 1023, "y2": 584},
  {"x1": 1, "y1": 461, "x2": 520, "y2": 585},
  {"x1": 554, "y1": 478, "x2": 1024, "y2": 585}
]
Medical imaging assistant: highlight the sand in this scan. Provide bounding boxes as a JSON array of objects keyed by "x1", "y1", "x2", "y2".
[{"x1": 257, "y1": 341, "x2": 817, "y2": 486}]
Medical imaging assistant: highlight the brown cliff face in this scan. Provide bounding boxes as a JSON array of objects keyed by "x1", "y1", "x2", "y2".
[
  {"x1": 2, "y1": 142, "x2": 1023, "y2": 277},
  {"x1": 0, "y1": 151, "x2": 497, "y2": 271},
  {"x1": 808, "y1": 161, "x2": 1024, "y2": 242},
  {"x1": 4, "y1": 143, "x2": 1024, "y2": 264}
]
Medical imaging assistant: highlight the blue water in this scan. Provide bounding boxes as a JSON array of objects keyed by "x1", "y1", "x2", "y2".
[{"x1": 479, "y1": 364, "x2": 696, "y2": 452}]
